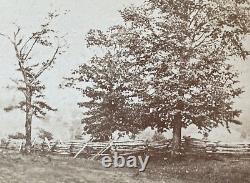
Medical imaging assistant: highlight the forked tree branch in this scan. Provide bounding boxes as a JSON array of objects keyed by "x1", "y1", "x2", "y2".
[{"x1": 33, "y1": 45, "x2": 60, "y2": 81}]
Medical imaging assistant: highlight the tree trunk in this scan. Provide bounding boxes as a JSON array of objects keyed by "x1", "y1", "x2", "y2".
[
  {"x1": 171, "y1": 114, "x2": 182, "y2": 158},
  {"x1": 25, "y1": 91, "x2": 32, "y2": 153}
]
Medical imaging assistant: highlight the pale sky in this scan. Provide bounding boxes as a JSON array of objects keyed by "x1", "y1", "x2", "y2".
[{"x1": 0, "y1": 0, "x2": 249, "y2": 141}]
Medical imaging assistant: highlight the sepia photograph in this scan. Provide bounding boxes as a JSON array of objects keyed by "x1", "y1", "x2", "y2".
[{"x1": 0, "y1": 0, "x2": 250, "y2": 182}]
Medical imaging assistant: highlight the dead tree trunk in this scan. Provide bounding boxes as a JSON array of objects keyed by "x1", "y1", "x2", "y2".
[{"x1": 25, "y1": 88, "x2": 33, "y2": 153}]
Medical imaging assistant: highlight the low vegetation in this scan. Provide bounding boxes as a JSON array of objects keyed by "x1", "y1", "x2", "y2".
[{"x1": 0, "y1": 150, "x2": 249, "y2": 183}]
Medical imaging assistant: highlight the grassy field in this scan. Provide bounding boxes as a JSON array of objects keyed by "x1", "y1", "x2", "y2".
[{"x1": 0, "y1": 151, "x2": 250, "y2": 183}]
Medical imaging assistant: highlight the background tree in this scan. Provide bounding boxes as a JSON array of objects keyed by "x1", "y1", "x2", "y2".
[
  {"x1": 8, "y1": 132, "x2": 26, "y2": 140},
  {"x1": 1, "y1": 11, "x2": 67, "y2": 152}
]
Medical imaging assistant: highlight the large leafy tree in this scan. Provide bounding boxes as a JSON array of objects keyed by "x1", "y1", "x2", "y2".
[
  {"x1": 1, "y1": 12, "x2": 67, "y2": 152},
  {"x1": 116, "y1": 0, "x2": 250, "y2": 154},
  {"x1": 65, "y1": 50, "x2": 146, "y2": 141},
  {"x1": 68, "y1": 0, "x2": 250, "y2": 153}
]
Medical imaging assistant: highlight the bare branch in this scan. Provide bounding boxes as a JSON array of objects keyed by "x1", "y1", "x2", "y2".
[
  {"x1": 20, "y1": 36, "x2": 35, "y2": 53},
  {"x1": 33, "y1": 46, "x2": 60, "y2": 81},
  {"x1": 23, "y1": 38, "x2": 38, "y2": 61}
]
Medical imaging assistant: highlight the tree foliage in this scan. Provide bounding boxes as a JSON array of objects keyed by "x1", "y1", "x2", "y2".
[
  {"x1": 65, "y1": 51, "x2": 145, "y2": 140},
  {"x1": 113, "y1": 0, "x2": 250, "y2": 133}
]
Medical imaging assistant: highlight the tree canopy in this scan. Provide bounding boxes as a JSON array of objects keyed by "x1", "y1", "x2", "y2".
[{"x1": 67, "y1": 0, "x2": 250, "y2": 144}]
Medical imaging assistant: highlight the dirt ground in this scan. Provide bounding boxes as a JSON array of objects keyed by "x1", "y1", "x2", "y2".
[{"x1": 0, "y1": 151, "x2": 249, "y2": 183}]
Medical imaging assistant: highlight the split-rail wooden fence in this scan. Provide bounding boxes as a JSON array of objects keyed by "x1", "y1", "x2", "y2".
[{"x1": 1, "y1": 137, "x2": 250, "y2": 159}]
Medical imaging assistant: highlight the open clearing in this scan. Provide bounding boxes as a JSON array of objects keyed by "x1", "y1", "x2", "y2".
[{"x1": 0, "y1": 152, "x2": 250, "y2": 183}]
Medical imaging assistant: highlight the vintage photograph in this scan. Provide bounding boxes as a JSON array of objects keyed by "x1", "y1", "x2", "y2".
[{"x1": 0, "y1": 0, "x2": 250, "y2": 182}]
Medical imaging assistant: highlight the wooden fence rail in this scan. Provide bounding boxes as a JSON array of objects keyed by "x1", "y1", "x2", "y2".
[{"x1": 1, "y1": 138, "x2": 250, "y2": 158}]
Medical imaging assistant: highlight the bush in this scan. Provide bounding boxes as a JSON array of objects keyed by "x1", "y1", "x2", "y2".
[
  {"x1": 38, "y1": 129, "x2": 53, "y2": 141},
  {"x1": 152, "y1": 132, "x2": 166, "y2": 142},
  {"x1": 8, "y1": 132, "x2": 26, "y2": 140}
]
